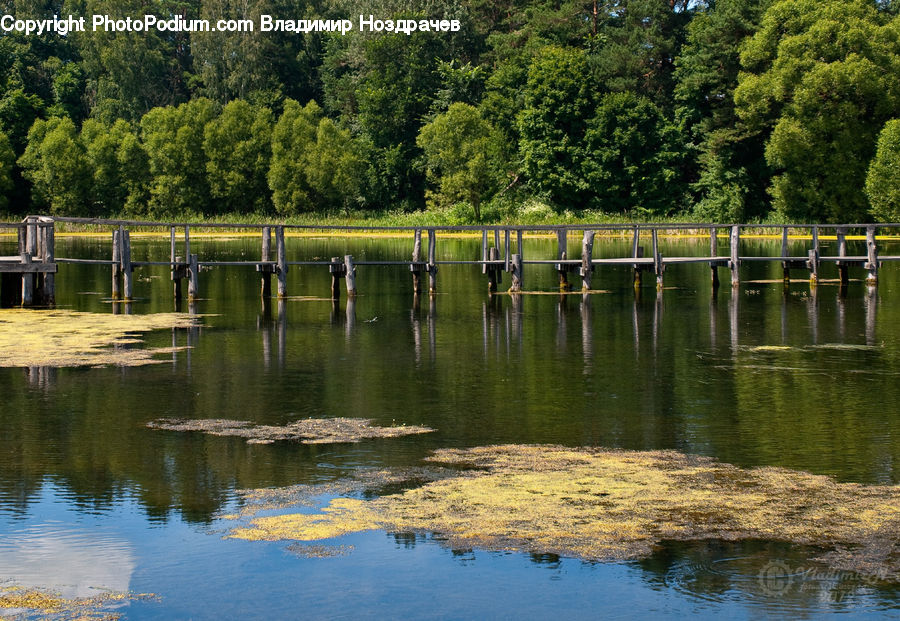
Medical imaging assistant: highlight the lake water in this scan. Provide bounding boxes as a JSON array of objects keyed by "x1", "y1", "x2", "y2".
[{"x1": 2, "y1": 233, "x2": 900, "y2": 619}]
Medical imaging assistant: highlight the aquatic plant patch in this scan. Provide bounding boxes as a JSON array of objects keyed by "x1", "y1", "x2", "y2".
[
  {"x1": 0, "y1": 584, "x2": 155, "y2": 619},
  {"x1": 0, "y1": 309, "x2": 200, "y2": 367},
  {"x1": 227, "y1": 445, "x2": 900, "y2": 580},
  {"x1": 147, "y1": 417, "x2": 434, "y2": 444}
]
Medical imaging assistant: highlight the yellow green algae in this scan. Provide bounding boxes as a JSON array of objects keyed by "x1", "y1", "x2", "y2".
[
  {"x1": 0, "y1": 309, "x2": 200, "y2": 367},
  {"x1": 227, "y1": 445, "x2": 900, "y2": 580},
  {"x1": 147, "y1": 417, "x2": 434, "y2": 445},
  {"x1": 0, "y1": 584, "x2": 155, "y2": 620}
]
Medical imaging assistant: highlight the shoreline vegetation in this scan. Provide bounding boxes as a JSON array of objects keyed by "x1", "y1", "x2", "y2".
[{"x1": 1, "y1": 209, "x2": 897, "y2": 240}]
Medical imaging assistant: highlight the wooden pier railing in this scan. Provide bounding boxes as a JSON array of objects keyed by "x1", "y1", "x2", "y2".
[{"x1": 2, "y1": 217, "x2": 899, "y2": 306}]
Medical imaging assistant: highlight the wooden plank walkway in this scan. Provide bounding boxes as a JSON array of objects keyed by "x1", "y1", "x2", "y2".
[{"x1": 2, "y1": 216, "x2": 899, "y2": 306}]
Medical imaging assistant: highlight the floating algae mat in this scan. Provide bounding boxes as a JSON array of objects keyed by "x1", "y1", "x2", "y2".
[
  {"x1": 0, "y1": 584, "x2": 154, "y2": 619},
  {"x1": 0, "y1": 309, "x2": 200, "y2": 367},
  {"x1": 147, "y1": 417, "x2": 434, "y2": 444},
  {"x1": 227, "y1": 445, "x2": 900, "y2": 580}
]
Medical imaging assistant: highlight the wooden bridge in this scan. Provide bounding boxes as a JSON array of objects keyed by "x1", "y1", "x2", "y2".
[{"x1": 1, "y1": 216, "x2": 898, "y2": 307}]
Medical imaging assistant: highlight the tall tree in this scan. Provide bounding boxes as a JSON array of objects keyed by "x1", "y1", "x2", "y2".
[
  {"x1": 191, "y1": 0, "x2": 320, "y2": 106},
  {"x1": 517, "y1": 45, "x2": 597, "y2": 208},
  {"x1": 866, "y1": 119, "x2": 900, "y2": 221},
  {"x1": 0, "y1": 131, "x2": 14, "y2": 212},
  {"x1": 18, "y1": 116, "x2": 91, "y2": 215},
  {"x1": 417, "y1": 102, "x2": 505, "y2": 219},
  {"x1": 203, "y1": 99, "x2": 273, "y2": 214},
  {"x1": 593, "y1": 0, "x2": 693, "y2": 107},
  {"x1": 81, "y1": 119, "x2": 149, "y2": 215},
  {"x1": 71, "y1": 0, "x2": 197, "y2": 122},
  {"x1": 140, "y1": 98, "x2": 218, "y2": 216},
  {"x1": 268, "y1": 99, "x2": 362, "y2": 214},
  {"x1": 735, "y1": 0, "x2": 900, "y2": 222},
  {"x1": 674, "y1": 0, "x2": 770, "y2": 221},
  {"x1": 583, "y1": 92, "x2": 685, "y2": 214}
]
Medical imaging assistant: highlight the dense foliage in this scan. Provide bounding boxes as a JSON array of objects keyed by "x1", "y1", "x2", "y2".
[{"x1": 2, "y1": 0, "x2": 900, "y2": 222}]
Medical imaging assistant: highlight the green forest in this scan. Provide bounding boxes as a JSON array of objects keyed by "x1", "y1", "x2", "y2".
[{"x1": 2, "y1": 0, "x2": 900, "y2": 223}]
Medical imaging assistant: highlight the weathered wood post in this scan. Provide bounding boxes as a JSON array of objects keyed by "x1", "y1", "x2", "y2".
[
  {"x1": 730, "y1": 225, "x2": 741, "y2": 287},
  {"x1": 121, "y1": 228, "x2": 133, "y2": 300},
  {"x1": 509, "y1": 229, "x2": 524, "y2": 292},
  {"x1": 427, "y1": 229, "x2": 437, "y2": 294},
  {"x1": 18, "y1": 219, "x2": 37, "y2": 306},
  {"x1": 188, "y1": 253, "x2": 199, "y2": 301},
  {"x1": 556, "y1": 229, "x2": 570, "y2": 291},
  {"x1": 330, "y1": 257, "x2": 344, "y2": 300},
  {"x1": 20, "y1": 252, "x2": 32, "y2": 306},
  {"x1": 580, "y1": 230, "x2": 594, "y2": 291},
  {"x1": 710, "y1": 227, "x2": 719, "y2": 290},
  {"x1": 260, "y1": 226, "x2": 272, "y2": 299},
  {"x1": 344, "y1": 255, "x2": 357, "y2": 297},
  {"x1": 488, "y1": 246, "x2": 501, "y2": 293},
  {"x1": 170, "y1": 227, "x2": 182, "y2": 302},
  {"x1": 807, "y1": 226, "x2": 819, "y2": 285},
  {"x1": 510, "y1": 254, "x2": 523, "y2": 292},
  {"x1": 504, "y1": 229, "x2": 510, "y2": 272},
  {"x1": 411, "y1": 229, "x2": 422, "y2": 295},
  {"x1": 866, "y1": 225, "x2": 878, "y2": 285},
  {"x1": 632, "y1": 227, "x2": 644, "y2": 289},
  {"x1": 781, "y1": 227, "x2": 790, "y2": 283},
  {"x1": 837, "y1": 227, "x2": 849, "y2": 287},
  {"x1": 652, "y1": 229, "x2": 664, "y2": 290},
  {"x1": 276, "y1": 226, "x2": 287, "y2": 297},
  {"x1": 40, "y1": 219, "x2": 55, "y2": 304},
  {"x1": 111, "y1": 228, "x2": 121, "y2": 300},
  {"x1": 481, "y1": 230, "x2": 488, "y2": 275}
]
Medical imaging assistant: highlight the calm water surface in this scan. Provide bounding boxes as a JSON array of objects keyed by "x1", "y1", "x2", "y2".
[{"x1": 2, "y1": 234, "x2": 900, "y2": 619}]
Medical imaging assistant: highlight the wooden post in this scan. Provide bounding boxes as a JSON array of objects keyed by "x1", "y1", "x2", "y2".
[
  {"x1": 261, "y1": 226, "x2": 272, "y2": 299},
  {"x1": 652, "y1": 229, "x2": 664, "y2": 290},
  {"x1": 174, "y1": 256, "x2": 182, "y2": 303},
  {"x1": 807, "y1": 249, "x2": 819, "y2": 284},
  {"x1": 482, "y1": 230, "x2": 489, "y2": 275},
  {"x1": 344, "y1": 255, "x2": 357, "y2": 297},
  {"x1": 710, "y1": 227, "x2": 719, "y2": 290},
  {"x1": 411, "y1": 229, "x2": 422, "y2": 294},
  {"x1": 781, "y1": 227, "x2": 790, "y2": 283},
  {"x1": 517, "y1": 229, "x2": 524, "y2": 260},
  {"x1": 20, "y1": 252, "x2": 32, "y2": 306},
  {"x1": 504, "y1": 229, "x2": 510, "y2": 272},
  {"x1": 427, "y1": 229, "x2": 437, "y2": 294},
  {"x1": 510, "y1": 254, "x2": 523, "y2": 292},
  {"x1": 634, "y1": 247, "x2": 644, "y2": 289},
  {"x1": 807, "y1": 226, "x2": 819, "y2": 285},
  {"x1": 121, "y1": 229, "x2": 133, "y2": 300},
  {"x1": 837, "y1": 227, "x2": 849, "y2": 287},
  {"x1": 488, "y1": 246, "x2": 500, "y2": 293},
  {"x1": 41, "y1": 221, "x2": 54, "y2": 304},
  {"x1": 557, "y1": 229, "x2": 570, "y2": 291},
  {"x1": 580, "y1": 230, "x2": 595, "y2": 291},
  {"x1": 188, "y1": 253, "x2": 199, "y2": 301},
  {"x1": 20, "y1": 220, "x2": 36, "y2": 306},
  {"x1": 730, "y1": 225, "x2": 740, "y2": 287},
  {"x1": 866, "y1": 225, "x2": 878, "y2": 285},
  {"x1": 330, "y1": 257, "x2": 343, "y2": 300},
  {"x1": 111, "y1": 229, "x2": 121, "y2": 300},
  {"x1": 276, "y1": 226, "x2": 287, "y2": 297}
]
